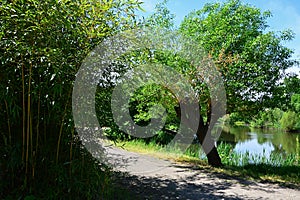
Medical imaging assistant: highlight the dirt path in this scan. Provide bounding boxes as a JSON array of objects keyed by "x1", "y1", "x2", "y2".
[{"x1": 103, "y1": 144, "x2": 300, "y2": 200}]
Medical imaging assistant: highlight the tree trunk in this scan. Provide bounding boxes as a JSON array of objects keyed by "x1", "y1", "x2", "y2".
[
  {"x1": 175, "y1": 102, "x2": 223, "y2": 167},
  {"x1": 206, "y1": 146, "x2": 222, "y2": 167},
  {"x1": 196, "y1": 121, "x2": 222, "y2": 167}
]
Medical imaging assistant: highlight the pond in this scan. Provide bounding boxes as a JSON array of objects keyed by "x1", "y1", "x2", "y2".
[{"x1": 217, "y1": 126, "x2": 300, "y2": 158}]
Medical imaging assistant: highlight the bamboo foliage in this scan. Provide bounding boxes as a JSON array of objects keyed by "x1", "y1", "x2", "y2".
[{"x1": 0, "y1": 0, "x2": 142, "y2": 197}]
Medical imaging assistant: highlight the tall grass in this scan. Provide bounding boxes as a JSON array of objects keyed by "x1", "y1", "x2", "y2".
[
  {"x1": 119, "y1": 139, "x2": 299, "y2": 167},
  {"x1": 216, "y1": 142, "x2": 299, "y2": 167}
]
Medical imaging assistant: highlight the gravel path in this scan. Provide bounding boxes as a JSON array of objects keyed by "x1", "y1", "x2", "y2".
[{"x1": 102, "y1": 144, "x2": 300, "y2": 200}]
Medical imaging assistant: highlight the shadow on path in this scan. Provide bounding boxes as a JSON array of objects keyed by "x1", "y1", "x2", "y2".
[{"x1": 112, "y1": 172, "x2": 246, "y2": 200}]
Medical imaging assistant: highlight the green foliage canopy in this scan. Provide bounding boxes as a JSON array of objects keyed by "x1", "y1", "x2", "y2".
[{"x1": 180, "y1": 0, "x2": 297, "y2": 115}]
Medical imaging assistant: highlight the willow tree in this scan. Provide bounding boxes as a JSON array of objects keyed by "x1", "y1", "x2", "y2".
[
  {"x1": 114, "y1": 0, "x2": 226, "y2": 166},
  {"x1": 129, "y1": 0, "x2": 297, "y2": 167},
  {"x1": 180, "y1": 0, "x2": 297, "y2": 115},
  {"x1": 178, "y1": 0, "x2": 297, "y2": 166}
]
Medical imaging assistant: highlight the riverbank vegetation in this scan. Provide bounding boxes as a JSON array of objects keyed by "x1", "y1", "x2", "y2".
[
  {"x1": 113, "y1": 139, "x2": 300, "y2": 186},
  {"x1": 228, "y1": 91, "x2": 300, "y2": 132}
]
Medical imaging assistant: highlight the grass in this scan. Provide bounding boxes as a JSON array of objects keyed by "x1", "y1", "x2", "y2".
[
  {"x1": 234, "y1": 121, "x2": 246, "y2": 126},
  {"x1": 115, "y1": 140, "x2": 184, "y2": 159},
  {"x1": 112, "y1": 139, "x2": 300, "y2": 187}
]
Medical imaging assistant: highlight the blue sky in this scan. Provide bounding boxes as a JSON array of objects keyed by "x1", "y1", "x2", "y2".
[{"x1": 137, "y1": 0, "x2": 300, "y2": 73}]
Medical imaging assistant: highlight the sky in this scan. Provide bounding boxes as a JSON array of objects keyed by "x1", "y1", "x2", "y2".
[{"x1": 137, "y1": 0, "x2": 300, "y2": 74}]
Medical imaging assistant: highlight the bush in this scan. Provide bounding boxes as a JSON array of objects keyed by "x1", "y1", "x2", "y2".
[
  {"x1": 250, "y1": 108, "x2": 283, "y2": 128},
  {"x1": 227, "y1": 112, "x2": 247, "y2": 126},
  {"x1": 291, "y1": 94, "x2": 300, "y2": 112},
  {"x1": 280, "y1": 111, "x2": 300, "y2": 131}
]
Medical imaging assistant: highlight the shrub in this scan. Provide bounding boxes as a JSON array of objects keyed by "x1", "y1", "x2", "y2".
[
  {"x1": 280, "y1": 111, "x2": 300, "y2": 131},
  {"x1": 250, "y1": 108, "x2": 283, "y2": 128},
  {"x1": 227, "y1": 112, "x2": 246, "y2": 126},
  {"x1": 291, "y1": 94, "x2": 300, "y2": 112}
]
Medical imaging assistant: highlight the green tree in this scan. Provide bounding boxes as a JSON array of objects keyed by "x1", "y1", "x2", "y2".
[
  {"x1": 122, "y1": 1, "x2": 225, "y2": 166},
  {"x1": 291, "y1": 94, "x2": 300, "y2": 112},
  {"x1": 284, "y1": 75, "x2": 300, "y2": 94},
  {"x1": 281, "y1": 76, "x2": 300, "y2": 109},
  {"x1": 281, "y1": 111, "x2": 300, "y2": 131},
  {"x1": 250, "y1": 108, "x2": 284, "y2": 128},
  {"x1": 0, "y1": 0, "x2": 141, "y2": 198},
  {"x1": 178, "y1": 0, "x2": 297, "y2": 166},
  {"x1": 145, "y1": 0, "x2": 175, "y2": 29},
  {"x1": 180, "y1": 0, "x2": 297, "y2": 115}
]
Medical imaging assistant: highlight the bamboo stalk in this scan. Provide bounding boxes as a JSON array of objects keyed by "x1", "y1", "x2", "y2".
[
  {"x1": 30, "y1": 110, "x2": 33, "y2": 161},
  {"x1": 25, "y1": 62, "x2": 32, "y2": 176},
  {"x1": 56, "y1": 88, "x2": 72, "y2": 164},
  {"x1": 297, "y1": 135, "x2": 299, "y2": 164},
  {"x1": 30, "y1": 111, "x2": 33, "y2": 179},
  {"x1": 4, "y1": 100, "x2": 11, "y2": 145},
  {"x1": 43, "y1": 112, "x2": 47, "y2": 144},
  {"x1": 36, "y1": 89, "x2": 41, "y2": 154},
  {"x1": 1, "y1": 127, "x2": 7, "y2": 146},
  {"x1": 33, "y1": 89, "x2": 41, "y2": 180},
  {"x1": 69, "y1": 128, "x2": 74, "y2": 178},
  {"x1": 22, "y1": 62, "x2": 26, "y2": 162}
]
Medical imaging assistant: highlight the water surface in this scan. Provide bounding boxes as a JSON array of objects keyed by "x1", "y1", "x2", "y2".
[{"x1": 218, "y1": 126, "x2": 300, "y2": 158}]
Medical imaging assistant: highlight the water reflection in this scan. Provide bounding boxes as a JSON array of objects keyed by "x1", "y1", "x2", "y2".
[{"x1": 218, "y1": 126, "x2": 300, "y2": 157}]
